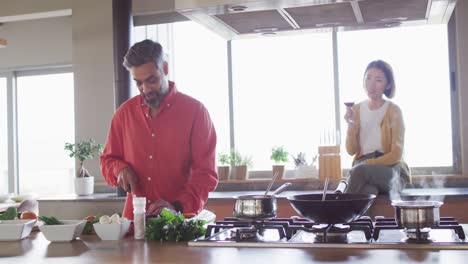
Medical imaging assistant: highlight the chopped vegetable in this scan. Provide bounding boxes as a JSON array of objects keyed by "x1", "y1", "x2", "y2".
[
  {"x1": 39, "y1": 215, "x2": 63, "y2": 225},
  {"x1": 83, "y1": 215, "x2": 101, "y2": 234},
  {"x1": 0, "y1": 207, "x2": 18, "y2": 220},
  {"x1": 145, "y1": 208, "x2": 206, "y2": 242}
]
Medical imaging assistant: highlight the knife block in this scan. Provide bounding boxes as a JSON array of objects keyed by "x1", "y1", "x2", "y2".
[{"x1": 318, "y1": 146, "x2": 342, "y2": 180}]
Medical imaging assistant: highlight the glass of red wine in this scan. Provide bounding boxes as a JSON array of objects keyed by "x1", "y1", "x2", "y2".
[
  {"x1": 344, "y1": 102, "x2": 355, "y2": 108},
  {"x1": 344, "y1": 101, "x2": 355, "y2": 124}
]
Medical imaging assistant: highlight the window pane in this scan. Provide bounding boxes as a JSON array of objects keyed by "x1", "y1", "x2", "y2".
[
  {"x1": 17, "y1": 73, "x2": 75, "y2": 195},
  {"x1": 338, "y1": 25, "x2": 452, "y2": 168},
  {"x1": 0, "y1": 77, "x2": 7, "y2": 193},
  {"x1": 132, "y1": 22, "x2": 230, "y2": 157},
  {"x1": 232, "y1": 33, "x2": 335, "y2": 170},
  {"x1": 172, "y1": 22, "x2": 230, "y2": 154}
]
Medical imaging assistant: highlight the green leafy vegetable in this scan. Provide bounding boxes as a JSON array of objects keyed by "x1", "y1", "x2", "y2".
[
  {"x1": 83, "y1": 215, "x2": 101, "y2": 234},
  {"x1": 0, "y1": 207, "x2": 18, "y2": 220},
  {"x1": 145, "y1": 208, "x2": 206, "y2": 242},
  {"x1": 39, "y1": 215, "x2": 63, "y2": 225}
]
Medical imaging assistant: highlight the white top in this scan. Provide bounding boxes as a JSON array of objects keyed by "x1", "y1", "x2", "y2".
[{"x1": 359, "y1": 100, "x2": 389, "y2": 155}]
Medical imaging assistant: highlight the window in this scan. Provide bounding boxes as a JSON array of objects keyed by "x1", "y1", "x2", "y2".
[
  {"x1": 133, "y1": 21, "x2": 455, "y2": 176},
  {"x1": 338, "y1": 25, "x2": 452, "y2": 169},
  {"x1": 16, "y1": 72, "x2": 75, "y2": 195},
  {"x1": 133, "y1": 22, "x2": 230, "y2": 154},
  {"x1": 0, "y1": 77, "x2": 7, "y2": 193},
  {"x1": 232, "y1": 34, "x2": 335, "y2": 170}
]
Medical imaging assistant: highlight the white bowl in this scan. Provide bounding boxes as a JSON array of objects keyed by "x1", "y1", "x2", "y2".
[
  {"x1": 39, "y1": 220, "x2": 86, "y2": 242},
  {"x1": 0, "y1": 219, "x2": 36, "y2": 241},
  {"x1": 10, "y1": 194, "x2": 33, "y2": 203},
  {"x1": 93, "y1": 221, "x2": 131, "y2": 240}
]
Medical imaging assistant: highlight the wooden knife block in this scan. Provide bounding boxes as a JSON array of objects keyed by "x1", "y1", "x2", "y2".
[{"x1": 318, "y1": 146, "x2": 342, "y2": 180}]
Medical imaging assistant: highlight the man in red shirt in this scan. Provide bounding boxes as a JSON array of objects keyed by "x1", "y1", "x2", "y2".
[{"x1": 100, "y1": 39, "x2": 218, "y2": 219}]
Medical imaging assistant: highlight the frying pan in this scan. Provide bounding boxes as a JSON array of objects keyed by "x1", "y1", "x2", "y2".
[{"x1": 287, "y1": 180, "x2": 375, "y2": 224}]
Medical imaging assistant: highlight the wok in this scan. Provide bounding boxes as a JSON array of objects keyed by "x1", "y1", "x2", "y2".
[{"x1": 287, "y1": 182, "x2": 375, "y2": 224}]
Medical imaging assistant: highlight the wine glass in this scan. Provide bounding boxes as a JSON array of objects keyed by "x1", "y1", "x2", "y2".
[
  {"x1": 343, "y1": 99, "x2": 355, "y2": 124},
  {"x1": 344, "y1": 102, "x2": 355, "y2": 107}
]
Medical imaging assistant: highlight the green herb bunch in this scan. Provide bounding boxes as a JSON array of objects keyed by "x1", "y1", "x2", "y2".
[
  {"x1": 65, "y1": 139, "x2": 104, "y2": 177},
  {"x1": 271, "y1": 146, "x2": 289, "y2": 164},
  {"x1": 145, "y1": 208, "x2": 206, "y2": 242}
]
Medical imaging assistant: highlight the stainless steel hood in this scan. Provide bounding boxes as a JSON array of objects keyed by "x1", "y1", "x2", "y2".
[{"x1": 175, "y1": 0, "x2": 458, "y2": 39}]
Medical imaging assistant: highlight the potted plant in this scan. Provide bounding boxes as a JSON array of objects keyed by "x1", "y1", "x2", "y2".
[
  {"x1": 217, "y1": 151, "x2": 231, "y2": 181},
  {"x1": 65, "y1": 139, "x2": 104, "y2": 195},
  {"x1": 292, "y1": 152, "x2": 319, "y2": 178},
  {"x1": 270, "y1": 146, "x2": 289, "y2": 179},
  {"x1": 231, "y1": 149, "x2": 252, "y2": 180}
]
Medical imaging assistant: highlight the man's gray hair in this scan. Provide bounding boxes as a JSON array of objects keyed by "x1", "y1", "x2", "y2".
[{"x1": 123, "y1": 39, "x2": 165, "y2": 72}]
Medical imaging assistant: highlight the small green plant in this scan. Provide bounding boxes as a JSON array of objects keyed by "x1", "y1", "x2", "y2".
[
  {"x1": 230, "y1": 149, "x2": 253, "y2": 167},
  {"x1": 65, "y1": 139, "x2": 104, "y2": 177},
  {"x1": 271, "y1": 146, "x2": 289, "y2": 164},
  {"x1": 217, "y1": 152, "x2": 231, "y2": 166}
]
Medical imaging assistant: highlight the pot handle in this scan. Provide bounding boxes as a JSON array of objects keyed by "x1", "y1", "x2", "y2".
[
  {"x1": 334, "y1": 180, "x2": 348, "y2": 194},
  {"x1": 271, "y1": 182, "x2": 292, "y2": 196}
]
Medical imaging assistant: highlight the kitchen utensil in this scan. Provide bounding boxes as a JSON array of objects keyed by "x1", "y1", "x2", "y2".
[
  {"x1": 287, "y1": 180, "x2": 375, "y2": 224},
  {"x1": 264, "y1": 171, "x2": 280, "y2": 196},
  {"x1": 322, "y1": 177, "x2": 329, "y2": 201},
  {"x1": 272, "y1": 182, "x2": 292, "y2": 195},
  {"x1": 233, "y1": 182, "x2": 291, "y2": 219},
  {"x1": 392, "y1": 200, "x2": 443, "y2": 229}
]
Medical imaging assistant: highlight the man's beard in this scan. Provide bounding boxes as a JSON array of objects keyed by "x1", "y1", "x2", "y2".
[{"x1": 141, "y1": 79, "x2": 169, "y2": 108}]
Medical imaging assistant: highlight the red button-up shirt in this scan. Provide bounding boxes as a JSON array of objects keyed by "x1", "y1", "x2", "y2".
[{"x1": 100, "y1": 81, "x2": 218, "y2": 219}]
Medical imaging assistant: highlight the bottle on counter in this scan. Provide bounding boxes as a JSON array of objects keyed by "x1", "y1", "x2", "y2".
[{"x1": 133, "y1": 196, "x2": 146, "y2": 240}]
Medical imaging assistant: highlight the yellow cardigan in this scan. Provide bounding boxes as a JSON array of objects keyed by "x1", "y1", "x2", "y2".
[{"x1": 346, "y1": 101, "x2": 411, "y2": 182}]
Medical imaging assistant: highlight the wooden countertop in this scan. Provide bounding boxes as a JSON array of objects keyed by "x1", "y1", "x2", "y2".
[{"x1": 1, "y1": 231, "x2": 468, "y2": 263}]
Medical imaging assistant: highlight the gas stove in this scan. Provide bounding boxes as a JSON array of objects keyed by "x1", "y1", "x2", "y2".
[{"x1": 188, "y1": 216, "x2": 468, "y2": 249}]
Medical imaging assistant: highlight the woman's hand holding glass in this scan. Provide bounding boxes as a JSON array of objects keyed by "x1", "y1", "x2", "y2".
[{"x1": 344, "y1": 102, "x2": 356, "y2": 126}]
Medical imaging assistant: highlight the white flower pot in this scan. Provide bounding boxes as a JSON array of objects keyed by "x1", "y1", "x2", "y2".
[
  {"x1": 74, "y1": 176, "x2": 94, "y2": 196},
  {"x1": 295, "y1": 165, "x2": 318, "y2": 179}
]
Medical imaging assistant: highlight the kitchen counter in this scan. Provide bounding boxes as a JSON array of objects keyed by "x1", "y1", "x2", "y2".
[
  {"x1": 35, "y1": 187, "x2": 468, "y2": 222},
  {"x1": 1, "y1": 231, "x2": 468, "y2": 264}
]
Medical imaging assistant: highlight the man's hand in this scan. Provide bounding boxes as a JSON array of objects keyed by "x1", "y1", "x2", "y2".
[
  {"x1": 147, "y1": 199, "x2": 176, "y2": 216},
  {"x1": 117, "y1": 167, "x2": 138, "y2": 193}
]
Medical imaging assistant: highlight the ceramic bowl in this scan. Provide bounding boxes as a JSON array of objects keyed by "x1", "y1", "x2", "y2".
[
  {"x1": 39, "y1": 220, "x2": 86, "y2": 242},
  {"x1": 10, "y1": 194, "x2": 34, "y2": 203},
  {"x1": 0, "y1": 219, "x2": 36, "y2": 241},
  {"x1": 93, "y1": 221, "x2": 131, "y2": 240}
]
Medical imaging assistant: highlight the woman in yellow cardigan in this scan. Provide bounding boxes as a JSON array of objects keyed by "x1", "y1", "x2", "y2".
[{"x1": 344, "y1": 60, "x2": 410, "y2": 195}]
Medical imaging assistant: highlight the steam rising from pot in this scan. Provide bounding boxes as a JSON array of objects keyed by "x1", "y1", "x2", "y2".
[{"x1": 390, "y1": 170, "x2": 446, "y2": 203}]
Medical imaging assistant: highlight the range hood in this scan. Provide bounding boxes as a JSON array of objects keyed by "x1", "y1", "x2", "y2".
[{"x1": 174, "y1": 0, "x2": 457, "y2": 39}]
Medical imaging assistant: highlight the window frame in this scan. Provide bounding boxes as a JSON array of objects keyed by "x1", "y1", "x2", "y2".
[{"x1": 2, "y1": 66, "x2": 73, "y2": 193}]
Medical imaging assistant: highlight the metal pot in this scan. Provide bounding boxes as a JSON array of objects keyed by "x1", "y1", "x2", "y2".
[
  {"x1": 233, "y1": 183, "x2": 291, "y2": 219},
  {"x1": 392, "y1": 200, "x2": 443, "y2": 229}
]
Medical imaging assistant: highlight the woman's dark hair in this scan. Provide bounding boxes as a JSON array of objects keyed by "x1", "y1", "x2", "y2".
[
  {"x1": 364, "y1": 60, "x2": 395, "y2": 99},
  {"x1": 123, "y1": 39, "x2": 165, "y2": 72}
]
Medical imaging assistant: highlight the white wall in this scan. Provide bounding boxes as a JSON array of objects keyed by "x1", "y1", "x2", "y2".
[{"x1": 0, "y1": 16, "x2": 72, "y2": 69}]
